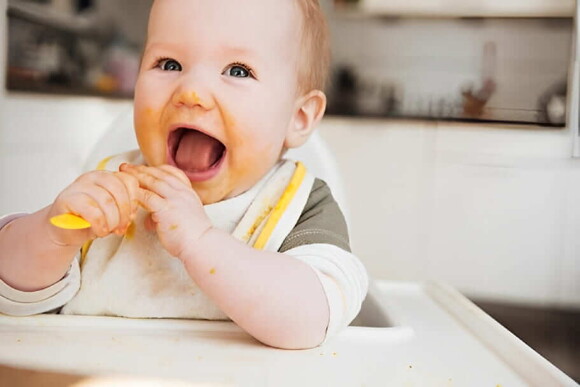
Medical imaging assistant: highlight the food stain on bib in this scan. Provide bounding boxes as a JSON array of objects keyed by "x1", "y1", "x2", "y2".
[{"x1": 124, "y1": 222, "x2": 136, "y2": 240}]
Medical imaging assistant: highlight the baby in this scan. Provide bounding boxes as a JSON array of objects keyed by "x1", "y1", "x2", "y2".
[{"x1": 0, "y1": 0, "x2": 368, "y2": 349}]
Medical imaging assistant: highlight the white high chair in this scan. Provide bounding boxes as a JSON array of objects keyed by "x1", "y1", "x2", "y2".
[{"x1": 0, "y1": 110, "x2": 575, "y2": 386}]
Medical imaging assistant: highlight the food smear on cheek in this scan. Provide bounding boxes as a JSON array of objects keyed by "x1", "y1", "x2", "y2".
[
  {"x1": 221, "y1": 106, "x2": 237, "y2": 128},
  {"x1": 227, "y1": 129, "x2": 278, "y2": 198},
  {"x1": 136, "y1": 106, "x2": 166, "y2": 166},
  {"x1": 187, "y1": 107, "x2": 276, "y2": 202}
]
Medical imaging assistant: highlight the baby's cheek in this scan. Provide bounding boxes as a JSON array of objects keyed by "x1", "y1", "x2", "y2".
[
  {"x1": 233, "y1": 138, "x2": 281, "y2": 183},
  {"x1": 135, "y1": 107, "x2": 166, "y2": 165}
]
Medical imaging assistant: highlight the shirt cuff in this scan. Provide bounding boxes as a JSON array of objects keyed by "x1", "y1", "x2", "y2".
[
  {"x1": 0, "y1": 213, "x2": 28, "y2": 230},
  {"x1": 283, "y1": 243, "x2": 369, "y2": 344},
  {"x1": 0, "y1": 257, "x2": 81, "y2": 316},
  {"x1": 0, "y1": 212, "x2": 82, "y2": 316}
]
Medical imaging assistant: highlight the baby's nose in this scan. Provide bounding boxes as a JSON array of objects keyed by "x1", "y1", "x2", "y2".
[
  {"x1": 173, "y1": 91, "x2": 200, "y2": 106},
  {"x1": 171, "y1": 82, "x2": 215, "y2": 110},
  {"x1": 172, "y1": 91, "x2": 215, "y2": 110}
]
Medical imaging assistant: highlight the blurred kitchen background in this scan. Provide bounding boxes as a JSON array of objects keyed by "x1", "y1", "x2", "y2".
[{"x1": 0, "y1": 0, "x2": 579, "y2": 381}]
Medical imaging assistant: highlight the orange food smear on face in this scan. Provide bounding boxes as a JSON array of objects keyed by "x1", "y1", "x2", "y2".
[
  {"x1": 169, "y1": 224, "x2": 178, "y2": 231},
  {"x1": 190, "y1": 91, "x2": 200, "y2": 105},
  {"x1": 136, "y1": 106, "x2": 167, "y2": 166},
  {"x1": 221, "y1": 106, "x2": 236, "y2": 128},
  {"x1": 172, "y1": 91, "x2": 201, "y2": 107},
  {"x1": 209, "y1": 268, "x2": 216, "y2": 275},
  {"x1": 212, "y1": 104, "x2": 273, "y2": 203}
]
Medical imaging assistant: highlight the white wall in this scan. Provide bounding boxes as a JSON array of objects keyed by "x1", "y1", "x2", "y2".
[{"x1": 0, "y1": 95, "x2": 132, "y2": 213}]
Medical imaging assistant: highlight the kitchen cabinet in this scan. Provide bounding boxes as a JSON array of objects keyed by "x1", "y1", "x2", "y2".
[
  {"x1": 340, "y1": 0, "x2": 574, "y2": 18},
  {"x1": 318, "y1": 117, "x2": 580, "y2": 308}
]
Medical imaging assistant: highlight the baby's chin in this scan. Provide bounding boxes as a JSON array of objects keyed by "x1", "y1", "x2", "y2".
[
  {"x1": 193, "y1": 163, "x2": 284, "y2": 205},
  {"x1": 192, "y1": 180, "x2": 252, "y2": 205}
]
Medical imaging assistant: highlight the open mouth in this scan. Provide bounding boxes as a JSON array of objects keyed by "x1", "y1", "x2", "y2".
[{"x1": 167, "y1": 127, "x2": 226, "y2": 181}]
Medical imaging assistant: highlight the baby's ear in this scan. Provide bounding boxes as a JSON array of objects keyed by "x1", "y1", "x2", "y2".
[{"x1": 284, "y1": 90, "x2": 327, "y2": 149}]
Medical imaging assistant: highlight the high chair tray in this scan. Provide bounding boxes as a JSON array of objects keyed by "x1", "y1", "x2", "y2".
[{"x1": 0, "y1": 281, "x2": 576, "y2": 386}]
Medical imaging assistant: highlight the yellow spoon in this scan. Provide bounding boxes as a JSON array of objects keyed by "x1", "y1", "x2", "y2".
[{"x1": 50, "y1": 214, "x2": 92, "y2": 230}]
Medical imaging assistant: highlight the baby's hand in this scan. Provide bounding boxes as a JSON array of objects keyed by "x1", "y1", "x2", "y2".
[
  {"x1": 120, "y1": 164, "x2": 212, "y2": 259},
  {"x1": 47, "y1": 170, "x2": 139, "y2": 247}
]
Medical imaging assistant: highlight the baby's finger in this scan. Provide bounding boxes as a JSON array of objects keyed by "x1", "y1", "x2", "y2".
[
  {"x1": 115, "y1": 171, "x2": 140, "y2": 218},
  {"x1": 136, "y1": 186, "x2": 167, "y2": 215},
  {"x1": 158, "y1": 165, "x2": 191, "y2": 188},
  {"x1": 60, "y1": 192, "x2": 110, "y2": 237},
  {"x1": 91, "y1": 172, "x2": 132, "y2": 232},
  {"x1": 82, "y1": 185, "x2": 121, "y2": 235},
  {"x1": 122, "y1": 165, "x2": 185, "y2": 198},
  {"x1": 144, "y1": 213, "x2": 157, "y2": 232}
]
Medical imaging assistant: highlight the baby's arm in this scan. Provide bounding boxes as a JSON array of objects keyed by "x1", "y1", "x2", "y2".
[
  {"x1": 183, "y1": 228, "x2": 330, "y2": 349},
  {"x1": 0, "y1": 171, "x2": 139, "y2": 292},
  {"x1": 124, "y1": 164, "x2": 330, "y2": 349}
]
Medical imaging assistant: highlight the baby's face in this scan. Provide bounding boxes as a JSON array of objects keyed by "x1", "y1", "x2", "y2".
[{"x1": 134, "y1": 0, "x2": 303, "y2": 204}]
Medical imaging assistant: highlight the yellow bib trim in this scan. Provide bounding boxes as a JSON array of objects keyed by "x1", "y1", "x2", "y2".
[
  {"x1": 96, "y1": 155, "x2": 114, "y2": 171},
  {"x1": 253, "y1": 162, "x2": 306, "y2": 250}
]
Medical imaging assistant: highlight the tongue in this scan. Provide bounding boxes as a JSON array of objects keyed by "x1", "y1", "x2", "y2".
[{"x1": 175, "y1": 130, "x2": 223, "y2": 172}]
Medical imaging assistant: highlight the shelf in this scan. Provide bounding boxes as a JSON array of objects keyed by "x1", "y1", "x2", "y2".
[
  {"x1": 7, "y1": 0, "x2": 107, "y2": 40},
  {"x1": 338, "y1": 0, "x2": 575, "y2": 18},
  {"x1": 6, "y1": 77, "x2": 132, "y2": 100}
]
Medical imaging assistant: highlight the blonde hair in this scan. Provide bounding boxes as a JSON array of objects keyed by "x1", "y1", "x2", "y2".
[{"x1": 296, "y1": 0, "x2": 331, "y2": 93}]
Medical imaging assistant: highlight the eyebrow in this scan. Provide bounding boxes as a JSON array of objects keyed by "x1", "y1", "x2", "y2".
[
  {"x1": 143, "y1": 41, "x2": 181, "y2": 53},
  {"x1": 143, "y1": 42, "x2": 262, "y2": 64},
  {"x1": 219, "y1": 46, "x2": 259, "y2": 59}
]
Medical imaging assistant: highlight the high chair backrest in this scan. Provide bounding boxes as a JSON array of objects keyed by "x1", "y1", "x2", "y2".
[{"x1": 85, "y1": 109, "x2": 350, "y2": 221}]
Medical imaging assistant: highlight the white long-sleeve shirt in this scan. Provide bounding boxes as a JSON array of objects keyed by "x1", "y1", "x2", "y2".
[{"x1": 0, "y1": 165, "x2": 368, "y2": 342}]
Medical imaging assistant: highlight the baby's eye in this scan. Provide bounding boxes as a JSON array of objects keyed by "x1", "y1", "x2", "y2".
[
  {"x1": 156, "y1": 58, "x2": 182, "y2": 72},
  {"x1": 223, "y1": 63, "x2": 255, "y2": 79}
]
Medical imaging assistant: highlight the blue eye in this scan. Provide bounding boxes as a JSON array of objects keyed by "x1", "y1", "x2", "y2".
[
  {"x1": 158, "y1": 59, "x2": 182, "y2": 71},
  {"x1": 227, "y1": 65, "x2": 248, "y2": 78},
  {"x1": 224, "y1": 63, "x2": 254, "y2": 79}
]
